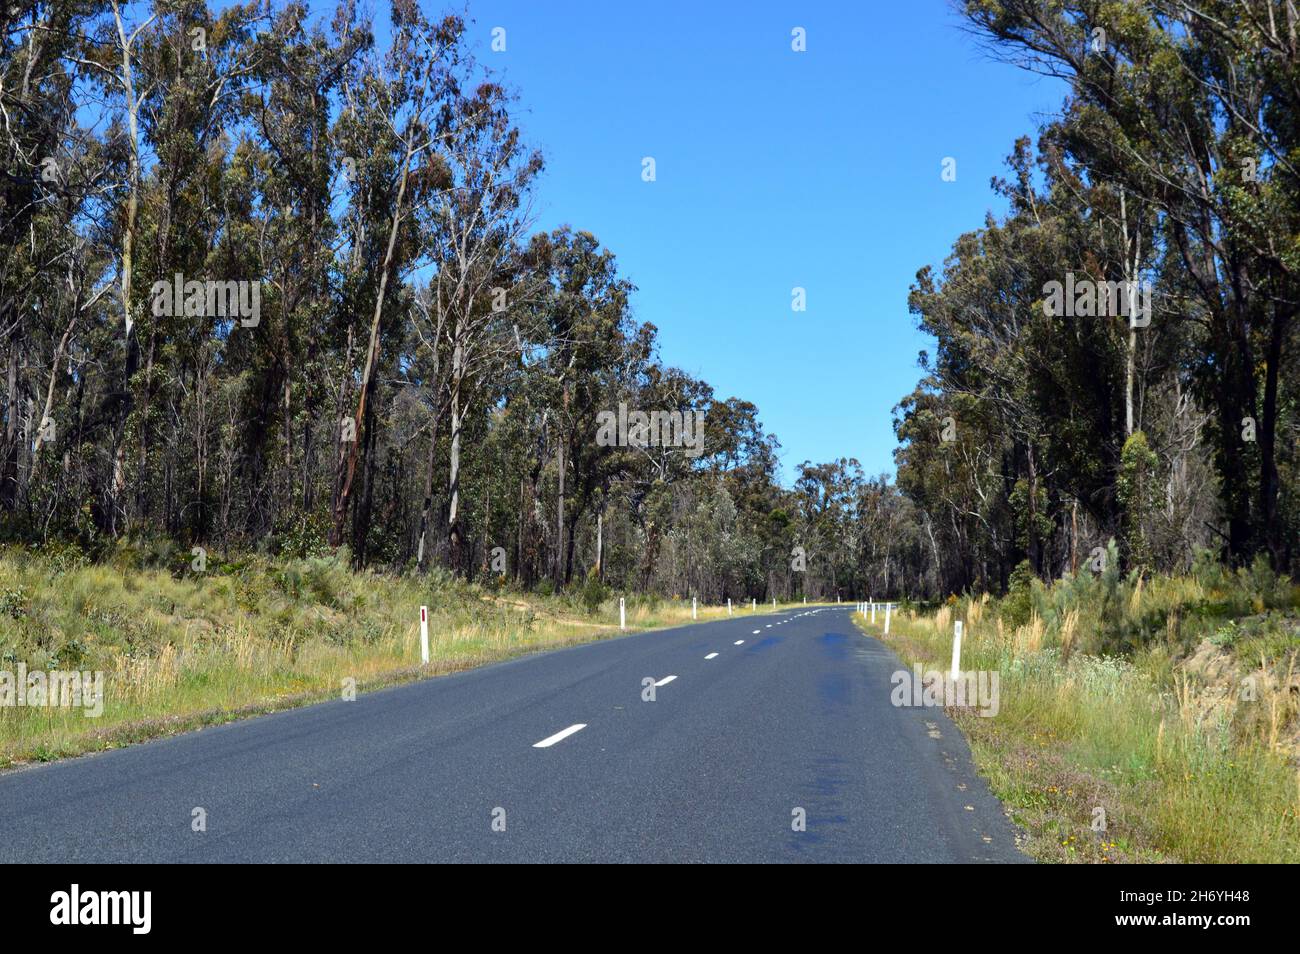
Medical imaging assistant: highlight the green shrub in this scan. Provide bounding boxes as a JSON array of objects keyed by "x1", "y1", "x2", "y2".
[
  {"x1": 580, "y1": 572, "x2": 609, "y2": 616},
  {"x1": 1117, "y1": 430, "x2": 1159, "y2": 571},
  {"x1": 0, "y1": 585, "x2": 29, "y2": 620},
  {"x1": 1001, "y1": 560, "x2": 1036, "y2": 629},
  {"x1": 1240, "y1": 554, "x2": 1290, "y2": 611}
]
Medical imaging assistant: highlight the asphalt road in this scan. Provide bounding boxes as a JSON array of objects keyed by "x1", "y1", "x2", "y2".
[{"x1": 0, "y1": 607, "x2": 1027, "y2": 863}]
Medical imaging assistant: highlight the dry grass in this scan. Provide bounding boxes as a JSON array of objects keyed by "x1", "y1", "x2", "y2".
[
  {"x1": 0, "y1": 547, "x2": 796, "y2": 768},
  {"x1": 858, "y1": 572, "x2": 1300, "y2": 864}
]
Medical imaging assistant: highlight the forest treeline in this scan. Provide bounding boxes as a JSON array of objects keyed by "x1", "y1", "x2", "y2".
[
  {"x1": 0, "y1": 0, "x2": 891, "y2": 602},
  {"x1": 1, "y1": 1, "x2": 1296, "y2": 602},
  {"x1": 894, "y1": 0, "x2": 1299, "y2": 593}
]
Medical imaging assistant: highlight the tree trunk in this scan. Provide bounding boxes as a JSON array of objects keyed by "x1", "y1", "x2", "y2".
[
  {"x1": 554, "y1": 436, "x2": 565, "y2": 586},
  {"x1": 1, "y1": 335, "x2": 18, "y2": 512},
  {"x1": 1259, "y1": 302, "x2": 1289, "y2": 567},
  {"x1": 516, "y1": 477, "x2": 526, "y2": 583},
  {"x1": 447, "y1": 344, "x2": 464, "y2": 573},
  {"x1": 416, "y1": 411, "x2": 441, "y2": 571},
  {"x1": 331, "y1": 136, "x2": 415, "y2": 547},
  {"x1": 29, "y1": 306, "x2": 79, "y2": 479},
  {"x1": 107, "y1": 3, "x2": 146, "y2": 537}
]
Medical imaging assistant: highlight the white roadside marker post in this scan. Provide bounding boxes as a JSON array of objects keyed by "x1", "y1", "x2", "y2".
[
  {"x1": 950, "y1": 620, "x2": 963, "y2": 680},
  {"x1": 419, "y1": 605, "x2": 429, "y2": 665},
  {"x1": 752, "y1": 598, "x2": 756, "y2": 612},
  {"x1": 620, "y1": 597, "x2": 626, "y2": 631},
  {"x1": 772, "y1": 597, "x2": 776, "y2": 609},
  {"x1": 727, "y1": 598, "x2": 732, "y2": 616},
  {"x1": 692, "y1": 597, "x2": 697, "y2": 620},
  {"x1": 871, "y1": 601, "x2": 876, "y2": 624},
  {"x1": 884, "y1": 602, "x2": 892, "y2": 635}
]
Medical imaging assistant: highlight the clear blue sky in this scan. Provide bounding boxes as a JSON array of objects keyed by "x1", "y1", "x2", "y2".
[
  {"x1": 451, "y1": 0, "x2": 1066, "y2": 483},
  {"x1": 265, "y1": 0, "x2": 1061, "y2": 483}
]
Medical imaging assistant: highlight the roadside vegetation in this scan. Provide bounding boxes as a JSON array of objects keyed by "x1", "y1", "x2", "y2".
[
  {"x1": 859, "y1": 549, "x2": 1300, "y2": 864},
  {"x1": 3, "y1": 0, "x2": 1298, "y2": 862},
  {"x1": 0, "y1": 541, "x2": 796, "y2": 769}
]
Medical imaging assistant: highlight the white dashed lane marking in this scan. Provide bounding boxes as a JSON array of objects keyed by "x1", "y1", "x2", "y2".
[{"x1": 533, "y1": 724, "x2": 587, "y2": 748}]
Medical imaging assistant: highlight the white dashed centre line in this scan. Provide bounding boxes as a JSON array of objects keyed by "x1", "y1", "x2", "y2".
[
  {"x1": 734, "y1": 639, "x2": 744, "y2": 645},
  {"x1": 533, "y1": 724, "x2": 587, "y2": 748},
  {"x1": 654, "y1": 675, "x2": 677, "y2": 687},
  {"x1": 705, "y1": 652, "x2": 718, "y2": 660},
  {"x1": 752, "y1": 629, "x2": 760, "y2": 634}
]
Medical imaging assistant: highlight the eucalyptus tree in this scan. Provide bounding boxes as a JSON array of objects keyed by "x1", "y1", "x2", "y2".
[
  {"x1": 525, "y1": 227, "x2": 633, "y2": 584},
  {"x1": 1, "y1": 2, "x2": 111, "y2": 523},
  {"x1": 964, "y1": 0, "x2": 1300, "y2": 566},
  {"x1": 425, "y1": 78, "x2": 543, "y2": 574},
  {"x1": 329, "y1": 2, "x2": 466, "y2": 559},
  {"x1": 241, "y1": 1, "x2": 362, "y2": 532}
]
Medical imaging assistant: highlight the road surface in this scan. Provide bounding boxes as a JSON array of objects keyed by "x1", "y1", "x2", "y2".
[{"x1": 0, "y1": 607, "x2": 1026, "y2": 863}]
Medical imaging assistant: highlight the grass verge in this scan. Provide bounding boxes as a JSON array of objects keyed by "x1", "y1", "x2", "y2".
[
  {"x1": 0, "y1": 545, "x2": 809, "y2": 769},
  {"x1": 855, "y1": 576, "x2": 1300, "y2": 863}
]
